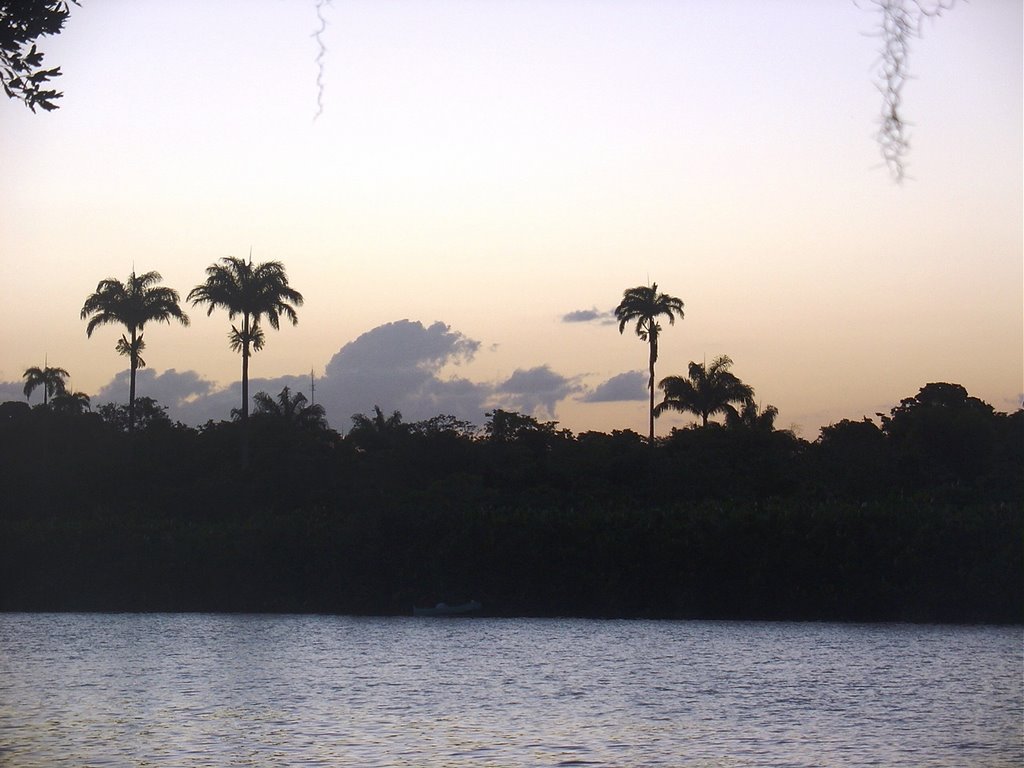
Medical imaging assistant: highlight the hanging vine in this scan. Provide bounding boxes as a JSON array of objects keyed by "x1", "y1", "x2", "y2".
[
  {"x1": 313, "y1": 0, "x2": 329, "y2": 120},
  {"x1": 870, "y1": 0, "x2": 955, "y2": 182}
]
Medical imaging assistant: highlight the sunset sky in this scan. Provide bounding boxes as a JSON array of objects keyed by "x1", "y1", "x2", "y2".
[{"x1": 1, "y1": 0, "x2": 1020, "y2": 438}]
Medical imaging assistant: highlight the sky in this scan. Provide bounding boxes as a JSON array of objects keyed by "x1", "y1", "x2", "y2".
[{"x1": 1, "y1": 0, "x2": 1021, "y2": 438}]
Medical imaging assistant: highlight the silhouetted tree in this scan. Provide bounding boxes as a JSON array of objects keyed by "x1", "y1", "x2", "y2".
[
  {"x1": 404, "y1": 414, "x2": 481, "y2": 482},
  {"x1": 572, "y1": 429, "x2": 648, "y2": 499},
  {"x1": 481, "y1": 409, "x2": 570, "y2": 494},
  {"x1": 188, "y1": 256, "x2": 303, "y2": 425},
  {"x1": 250, "y1": 386, "x2": 327, "y2": 431},
  {"x1": 22, "y1": 363, "x2": 68, "y2": 405},
  {"x1": 813, "y1": 417, "x2": 894, "y2": 498},
  {"x1": 989, "y1": 408, "x2": 1024, "y2": 498},
  {"x1": 0, "y1": 401, "x2": 31, "y2": 429},
  {"x1": 49, "y1": 390, "x2": 90, "y2": 415},
  {"x1": 881, "y1": 382, "x2": 997, "y2": 488},
  {"x1": 97, "y1": 396, "x2": 172, "y2": 433},
  {"x1": 614, "y1": 283, "x2": 685, "y2": 445},
  {"x1": 484, "y1": 409, "x2": 559, "y2": 443},
  {"x1": 1, "y1": 0, "x2": 77, "y2": 111},
  {"x1": 348, "y1": 406, "x2": 408, "y2": 450},
  {"x1": 409, "y1": 414, "x2": 479, "y2": 440},
  {"x1": 725, "y1": 398, "x2": 779, "y2": 432},
  {"x1": 655, "y1": 355, "x2": 753, "y2": 428},
  {"x1": 81, "y1": 271, "x2": 189, "y2": 432}
]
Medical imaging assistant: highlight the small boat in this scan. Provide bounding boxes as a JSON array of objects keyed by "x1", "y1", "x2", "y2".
[{"x1": 413, "y1": 600, "x2": 482, "y2": 617}]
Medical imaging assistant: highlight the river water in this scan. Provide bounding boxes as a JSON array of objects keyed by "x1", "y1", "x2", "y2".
[{"x1": 0, "y1": 614, "x2": 1019, "y2": 767}]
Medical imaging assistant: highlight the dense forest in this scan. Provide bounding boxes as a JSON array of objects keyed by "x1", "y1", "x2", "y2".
[{"x1": 2, "y1": 380, "x2": 1020, "y2": 623}]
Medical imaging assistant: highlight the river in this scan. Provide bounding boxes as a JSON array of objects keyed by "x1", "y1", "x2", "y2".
[{"x1": 0, "y1": 614, "x2": 1020, "y2": 766}]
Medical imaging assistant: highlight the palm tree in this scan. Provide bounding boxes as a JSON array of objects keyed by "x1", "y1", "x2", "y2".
[
  {"x1": 348, "y1": 405, "x2": 408, "y2": 450},
  {"x1": 22, "y1": 363, "x2": 69, "y2": 405},
  {"x1": 81, "y1": 270, "x2": 190, "y2": 432},
  {"x1": 655, "y1": 355, "x2": 754, "y2": 428},
  {"x1": 725, "y1": 398, "x2": 779, "y2": 431},
  {"x1": 188, "y1": 256, "x2": 303, "y2": 423},
  {"x1": 614, "y1": 283, "x2": 685, "y2": 445},
  {"x1": 250, "y1": 386, "x2": 327, "y2": 430}
]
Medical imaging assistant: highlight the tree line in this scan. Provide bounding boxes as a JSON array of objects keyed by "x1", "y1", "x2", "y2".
[
  {"x1": 2, "y1": 370, "x2": 1020, "y2": 621},
  {"x1": 30, "y1": 272, "x2": 1013, "y2": 483}
]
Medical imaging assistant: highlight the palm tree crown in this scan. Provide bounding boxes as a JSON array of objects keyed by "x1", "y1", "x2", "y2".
[
  {"x1": 656, "y1": 355, "x2": 754, "y2": 428},
  {"x1": 249, "y1": 386, "x2": 327, "y2": 430},
  {"x1": 725, "y1": 399, "x2": 779, "y2": 431},
  {"x1": 614, "y1": 283, "x2": 685, "y2": 444},
  {"x1": 188, "y1": 256, "x2": 303, "y2": 422},
  {"x1": 348, "y1": 406, "x2": 408, "y2": 450},
  {"x1": 81, "y1": 271, "x2": 189, "y2": 431},
  {"x1": 23, "y1": 364, "x2": 69, "y2": 405}
]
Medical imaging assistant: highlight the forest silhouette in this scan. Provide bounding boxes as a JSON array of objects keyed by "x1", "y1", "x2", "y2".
[{"x1": 3, "y1": 348, "x2": 1021, "y2": 621}]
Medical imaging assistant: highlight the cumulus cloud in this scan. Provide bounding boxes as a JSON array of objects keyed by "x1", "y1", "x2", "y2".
[
  {"x1": 579, "y1": 371, "x2": 648, "y2": 403},
  {"x1": 317, "y1": 319, "x2": 488, "y2": 428},
  {"x1": 492, "y1": 365, "x2": 582, "y2": 418},
  {"x1": 562, "y1": 307, "x2": 616, "y2": 324}
]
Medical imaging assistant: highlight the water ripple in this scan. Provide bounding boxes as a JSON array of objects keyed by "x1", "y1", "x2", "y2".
[{"x1": 0, "y1": 615, "x2": 1020, "y2": 767}]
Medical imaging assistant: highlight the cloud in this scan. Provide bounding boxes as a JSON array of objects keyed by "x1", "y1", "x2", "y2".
[
  {"x1": 0, "y1": 380, "x2": 24, "y2": 402},
  {"x1": 562, "y1": 307, "x2": 615, "y2": 324},
  {"x1": 324, "y1": 319, "x2": 480, "y2": 377},
  {"x1": 579, "y1": 371, "x2": 648, "y2": 403},
  {"x1": 493, "y1": 365, "x2": 582, "y2": 418},
  {"x1": 93, "y1": 368, "x2": 238, "y2": 424},
  {"x1": 318, "y1": 319, "x2": 489, "y2": 428},
  {"x1": 95, "y1": 368, "x2": 215, "y2": 407}
]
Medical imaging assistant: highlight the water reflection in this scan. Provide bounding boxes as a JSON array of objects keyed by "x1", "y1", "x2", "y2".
[{"x1": 0, "y1": 615, "x2": 1020, "y2": 767}]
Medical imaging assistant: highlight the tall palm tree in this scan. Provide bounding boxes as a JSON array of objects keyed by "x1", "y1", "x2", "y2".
[
  {"x1": 81, "y1": 271, "x2": 189, "y2": 432},
  {"x1": 655, "y1": 355, "x2": 754, "y2": 428},
  {"x1": 187, "y1": 256, "x2": 303, "y2": 423},
  {"x1": 22, "y1": 363, "x2": 69, "y2": 405},
  {"x1": 614, "y1": 283, "x2": 685, "y2": 445}
]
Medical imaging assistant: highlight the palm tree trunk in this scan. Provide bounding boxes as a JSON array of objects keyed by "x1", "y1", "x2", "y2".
[
  {"x1": 241, "y1": 335, "x2": 249, "y2": 421},
  {"x1": 648, "y1": 339, "x2": 656, "y2": 446},
  {"x1": 128, "y1": 329, "x2": 137, "y2": 433},
  {"x1": 240, "y1": 314, "x2": 250, "y2": 469}
]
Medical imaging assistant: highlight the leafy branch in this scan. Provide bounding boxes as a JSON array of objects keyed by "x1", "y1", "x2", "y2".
[{"x1": 0, "y1": 0, "x2": 77, "y2": 112}]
